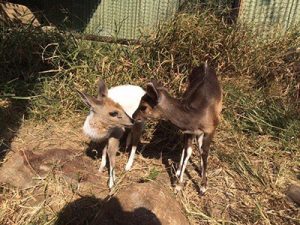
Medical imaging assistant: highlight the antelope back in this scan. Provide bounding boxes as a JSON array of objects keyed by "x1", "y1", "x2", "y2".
[
  {"x1": 133, "y1": 62, "x2": 222, "y2": 124},
  {"x1": 184, "y1": 62, "x2": 222, "y2": 114}
]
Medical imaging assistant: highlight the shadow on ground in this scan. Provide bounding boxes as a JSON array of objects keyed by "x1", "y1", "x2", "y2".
[
  {"x1": 83, "y1": 120, "x2": 204, "y2": 192},
  {"x1": 0, "y1": 80, "x2": 33, "y2": 160},
  {"x1": 55, "y1": 196, "x2": 162, "y2": 225},
  {"x1": 84, "y1": 121, "x2": 183, "y2": 176},
  {"x1": 0, "y1": 22, "x2": 70, "y2": 161},
  {"x1": 142, "y1": 121, "x2": 205, "y2": 194}
]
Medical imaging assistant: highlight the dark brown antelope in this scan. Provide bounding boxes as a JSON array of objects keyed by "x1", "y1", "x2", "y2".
[
  {"x1": 133, "y1": 62, "x2": 222, "y2": 193},
  {"x1": 77, "y1": 80, "x2": 145, "y2": 188}
]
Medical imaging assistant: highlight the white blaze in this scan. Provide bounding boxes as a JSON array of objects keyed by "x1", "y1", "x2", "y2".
[
  {"x1": 108, "y1": 85, "x2": 145, "y2": 118},
  {"x1": 83, "y1": 112, "x2": 106, "y2": 141}
]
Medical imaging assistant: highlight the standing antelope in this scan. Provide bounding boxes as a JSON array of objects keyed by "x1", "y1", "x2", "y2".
[
  {"x1": 133, "y1": 62, "x2": 222, "y2": 193},
  {"x1": 77, "y1": 80, "x2": 145, "y2": 188}
]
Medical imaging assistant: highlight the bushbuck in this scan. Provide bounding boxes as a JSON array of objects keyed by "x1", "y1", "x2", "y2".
[
  {"x1": 77, "y1": 80, "x2": 145, "y2": 188},
  {"x1": 133, "y1": 62, "x2": 222, "y2": 193}
]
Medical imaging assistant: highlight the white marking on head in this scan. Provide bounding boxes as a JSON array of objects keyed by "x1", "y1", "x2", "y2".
[
  {"x1": 83, "y1": 112, "x2": 108, "y2": 141},
  {"x1": 108, "y1": 85, "x2": 145, "y2": 118}
]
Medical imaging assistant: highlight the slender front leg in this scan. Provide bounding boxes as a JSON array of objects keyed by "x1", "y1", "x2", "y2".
[
  {"x1": 200, "y1": 132, "x2": 213, "y2": 194},
  {"x1": 179, "y1": 134, "x2": 194, "y2": 183},
  {"x1": 125, "y1": 122, "x2": 143, "y2": 171},
  {"x1": 125, "y1": 146, "x2": 136, "y2": 171},
  {"x1": 176, "y1": 148, "x2": 185, "y2": 177},
  {"x1": 107, "y1": 137, "x2": 119, "y2": 189},
  {"x1": 197, "y1": 132, "x2": 204, "y2": 173},
  {"x1": 176, "y1": 134, "x2": 187, "y2": 177},
  {"x1": 98, "y1": 145, "x2": 107, "y2": 173}
]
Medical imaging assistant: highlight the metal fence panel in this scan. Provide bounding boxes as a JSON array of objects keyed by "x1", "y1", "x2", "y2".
[
  {"x1": 41, "y1": 0, "x2": 180, "y2": 39},
  {"x1": 238, "y1": 0, "x2": 300, "y2": 36}
]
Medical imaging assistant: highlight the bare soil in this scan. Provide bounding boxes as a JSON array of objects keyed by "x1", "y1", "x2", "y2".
[{"x1": 0, "y1": 117, "x2": 299, "y2": 225}]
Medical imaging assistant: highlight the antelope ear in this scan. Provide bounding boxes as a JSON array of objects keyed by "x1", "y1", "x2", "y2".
[
  {"x1": 146, "y1": 80, "x2": 161, "y2": 103},
  {"x1": 97, "y1": 79, "x2": 108, "y2": 99},
  {"x1": 76, "y1": 89, "x2": 100, "y2": 108}
]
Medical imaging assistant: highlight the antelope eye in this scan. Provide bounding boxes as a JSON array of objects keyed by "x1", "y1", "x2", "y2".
[
  {"x1": 109, "y1": 111, "x2": 119, "y2": 117},
  {"x1": 140, "y1": 105, "x2": 147, "y2": 111}
]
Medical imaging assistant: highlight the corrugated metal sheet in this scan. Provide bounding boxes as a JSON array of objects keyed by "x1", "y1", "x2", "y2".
[
  {"x1": 238, "y1": 0, "x2": 300, "y2": 36},
  {"x1": 41, "y1": 0, "x2": 180, "y2": 39}
]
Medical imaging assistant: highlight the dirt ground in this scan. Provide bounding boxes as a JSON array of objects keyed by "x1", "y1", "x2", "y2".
[{"x1": 0, "y1": 116, "x2": 299, "y2": 225}]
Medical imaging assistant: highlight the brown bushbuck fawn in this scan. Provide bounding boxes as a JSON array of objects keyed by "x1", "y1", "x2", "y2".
[
  {"x1": 133, "y1": 62, "x2": 222, "y2": 193},
  {"x1": 77, "y1": 80, "x2": 145, "y2": 188}
]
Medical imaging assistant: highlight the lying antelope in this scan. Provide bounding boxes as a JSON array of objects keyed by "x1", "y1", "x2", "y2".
[
  {"x1": 133, "y1": 62, "x2": 222, "y2": 193},
  {"x1": 77, "y1": 80, "x2": 145, "y2": 188}
]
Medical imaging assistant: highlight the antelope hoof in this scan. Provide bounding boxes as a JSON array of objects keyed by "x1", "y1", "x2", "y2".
[
  {"x1": 125, "y1": 162, "x2": 133, "y2": 171},
  {"x1": 98, "y1": 166, "x2": 104, "y2": 173},
  {"x1": 199, "y1": 186, "x2": 207, "y2": 195},
  {"x1": 174, "y1": 184, "x2": 183, "y2": 193},
  {"x1": 108, "y1": 179, "x2": 115, "y2": 189}
]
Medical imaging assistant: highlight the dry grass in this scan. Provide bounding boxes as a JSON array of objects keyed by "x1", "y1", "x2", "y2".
[
  {"x1": 0, "y1": 6, "x2": 299, "y2": 225},
  {"x1": 0, "y1": 117, "x2": 298, "y2": 225}
]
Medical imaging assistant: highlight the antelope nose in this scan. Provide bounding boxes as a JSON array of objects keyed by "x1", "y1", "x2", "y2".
[
  {"x1": 125, "y1": 118, "x2": 134, "y2": 127},
  {"x1": 134, "y1": 118, "x2": 143, "y2": 123}
]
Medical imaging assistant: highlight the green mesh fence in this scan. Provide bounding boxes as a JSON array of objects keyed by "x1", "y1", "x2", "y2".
[
  {"x1": 238, "y1": 0, "x2": 300, "y2": 36},
  {"x1": 40, "y1": 0, "x2": 299, "y2": 39},
  {"x1": 41, "y1": 0, "x2": 180, "y2": 39}
]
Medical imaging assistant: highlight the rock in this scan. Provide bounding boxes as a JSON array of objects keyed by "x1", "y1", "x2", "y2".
[
  {"x1": 0, "y1": 149, "x2": 106, "y2": 191},
  {"x1": 0, "y1": 150, "x2": 35, "y2": 188},
  {"x1": 286, "y1": 184, "x2": 300, "y2": 206},
  {"x1": 93, "y1": 182, "x2": 190, "y2": 225},
  {"x1": 1, "y1": 150, "x2": 190, "y2": 225}
]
